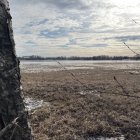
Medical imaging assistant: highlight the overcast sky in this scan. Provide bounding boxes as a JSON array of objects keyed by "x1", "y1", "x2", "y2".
[{"x1": 9, "y1": 0, "x2": 140, "y2": 57}]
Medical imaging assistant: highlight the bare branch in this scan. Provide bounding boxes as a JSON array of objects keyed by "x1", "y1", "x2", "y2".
[
  {"x1": 57, "y1": 61, "x2": 140, "y2": 99},
  {"x1": 10, "y1": 125, "x2": 18, "y2": 140},
  {"x1": 106, "y1": 90, "x2": 140, "y2": 99},
  {"x1": 0, "y1": 117, "x2": 19, "y2": 138},
  {"x1": 114, "y1": 76, "x2": 129, "y2": 95},
  {"x1": 132, "y1": 19, "x2": 140, "y2": 25},
  {"x1": 56, "y1": 61, "x2": 91, "y2": 90},
  {"x1": 123, "y1": 42, "x2": 140, "y2": 56}
]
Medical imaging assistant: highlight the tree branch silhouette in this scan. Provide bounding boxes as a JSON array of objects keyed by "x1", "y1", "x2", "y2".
[{"x1": 123, "y1": 42, "x2": 140, "y2": 56}]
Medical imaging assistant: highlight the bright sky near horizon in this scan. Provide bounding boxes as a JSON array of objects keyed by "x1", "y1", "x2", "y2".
[{"x1": 9, "y1": 0, "x2": 140, "y2": 57}]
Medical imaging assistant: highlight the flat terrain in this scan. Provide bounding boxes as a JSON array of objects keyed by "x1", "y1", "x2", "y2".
[{"x1": 21, "y1": 68, "x2": 140, "y2": 140}]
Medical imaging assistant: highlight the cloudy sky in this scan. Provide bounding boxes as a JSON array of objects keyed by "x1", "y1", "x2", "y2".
[{"x1": 9, "y1": 0, "x2": 140, "y2": 57}]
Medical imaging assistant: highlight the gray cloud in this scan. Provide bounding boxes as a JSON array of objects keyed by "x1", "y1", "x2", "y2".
[
  {"x1": 39, "y1": 28, "x2": 68, "y2": 38},
  {"x1": 10, "y1": 0, "x2": 115, "y2": 11},
  {"x1": 104, "y1": 35, "x2": 140, "y2": 42},
  {"x1": 82, "y1": 43, "x2": 107, "y2": 48},
  {"x1": 9, "y1": 0, "x2": 140, "y2": 56},
  {"x1": 26, "y1": 19, "x2": 49, "y2": 27}
]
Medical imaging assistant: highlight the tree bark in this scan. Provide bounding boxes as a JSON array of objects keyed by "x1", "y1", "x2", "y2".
[{"x1": 0, "y1": 1, "x2": 32, "y2": 140}]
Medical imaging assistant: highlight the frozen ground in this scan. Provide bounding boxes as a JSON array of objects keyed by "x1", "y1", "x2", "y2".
[{"x1": 20, "y1": 60, "x2": 140, "y2": 73}]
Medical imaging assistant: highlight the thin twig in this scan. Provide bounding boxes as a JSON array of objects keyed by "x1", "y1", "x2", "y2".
[
  {"x1": 57, "y1": 61, "x2": 140, "y2": 99},
  {"x1": 114, "y1": 76, "x2": 129, "y2": 95},
  {"x1": 132, "y1": 19, "x2": 140, "y2": 25},
  {"x1": 56, "y1": 61, "x2": 91, "y2": 90},
  {"x1": 0, "y1": 117, "x2": 19, "y2": 138},
  {"x1": 105, "y1": 90, "x2": 140, "y2": 99},
  {"x1": 10, "y1": 125, "x2": 18, "y2": 140},
  {"x1": 123, "y1": 42, "x2": 140, "y2": 56}
]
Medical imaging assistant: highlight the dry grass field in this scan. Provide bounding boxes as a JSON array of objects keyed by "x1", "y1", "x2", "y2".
[{"x1": 21, "y1": 68, "x2": 140, "y2": 140}]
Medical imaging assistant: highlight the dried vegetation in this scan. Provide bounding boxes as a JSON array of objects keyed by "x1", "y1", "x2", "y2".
[{"x1": 21, "y1": 69, "x2": 140, "y2": 140}]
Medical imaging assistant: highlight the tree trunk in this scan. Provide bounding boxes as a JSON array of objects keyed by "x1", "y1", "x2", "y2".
[{"x1": 0, "y1": 1, "x2": 32, "y2": 140}]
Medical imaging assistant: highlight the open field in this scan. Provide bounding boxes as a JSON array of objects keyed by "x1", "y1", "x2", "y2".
[{"x1": 21, "y1": 61, "x2": 140, "y2": 140}]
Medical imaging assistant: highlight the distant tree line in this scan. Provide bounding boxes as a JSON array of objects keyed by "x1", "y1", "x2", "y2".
[{"x1": 18, "y1": 55, "x2": 140, "y2": 61}]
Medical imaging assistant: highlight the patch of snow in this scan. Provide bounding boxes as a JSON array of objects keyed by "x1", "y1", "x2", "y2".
[
  {"x1": 24, "y1": 98, "x2": 49, "y2": 111},
  {"x1": 79, "y1": 90, "x2": 101, "y2": 97},
  {"x1": 128, "y1": 71, "x2": 140, "y2": 75}
]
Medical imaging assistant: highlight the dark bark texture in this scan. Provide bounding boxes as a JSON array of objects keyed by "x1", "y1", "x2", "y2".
[{"x1": 0, "y1": 2, "x2": 32, "y2": 140}]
